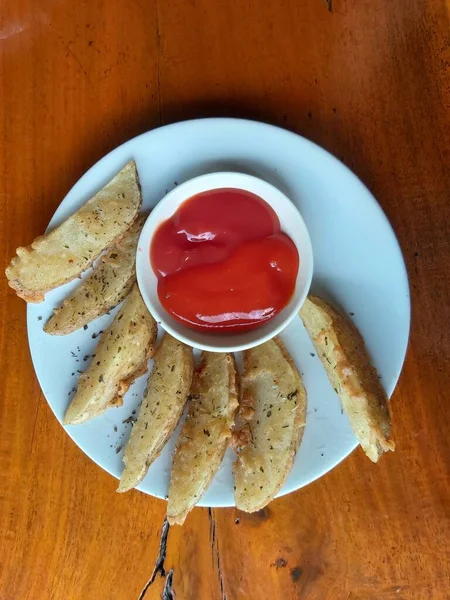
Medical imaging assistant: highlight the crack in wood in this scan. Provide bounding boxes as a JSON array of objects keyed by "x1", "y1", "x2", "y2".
[
  {"x1": 208, "y1": 508, "x2": 227, "y2": 600},
  {"x1": 325, "y1": 0, "x2": 332, "y2": 11},
  {"x1": 30, "y1": 393, "x2": 43, "y2": 451},
  {"x1": 138, "y1": 518, "x2": 172, "y2": 600},
  {"x1": 208, "y1": 507, "x2": 216, "y2": 546},
  {"x1": 161, "y1": 569, "x2": 175, "y2": 600}
]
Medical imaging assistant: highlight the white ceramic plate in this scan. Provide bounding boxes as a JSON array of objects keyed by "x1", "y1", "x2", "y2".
[{"x1": 27, "y1": 118, "x2": 410, "y2": 507}]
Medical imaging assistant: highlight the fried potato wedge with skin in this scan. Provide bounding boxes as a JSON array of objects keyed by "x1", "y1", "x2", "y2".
[
  {"x1": 6, "y1": 161, "x2": 142, "y2": 303},
  {"x1": 63, "y1": 284, "x2": 157, "y2": 425},
  {"x1": 167, "y1": 352, "x2": 238, "y2": 525},
  {"x1": 233, "y1": 337, "x2": 307, "y2": 513},
  {"x1": 118, "y1": 334, "x2": 194, "y2": 493},
  {"x1": 44, "y1": 215, "x2": 145, "y2": 335},
  {"x1": 299, "y1": 295, "x2": 395, "y2": 462}
]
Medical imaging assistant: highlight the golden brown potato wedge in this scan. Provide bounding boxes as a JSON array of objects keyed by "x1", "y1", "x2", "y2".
[
  {"x1": 233, "y1": 337, "x2": 307, "y2": 513},
  {"x1": 63, "y1": 284, "x2": 157, "y2": 424},
  {"x1": 6, "y1": 161, "x2": 141, "y2": 303},
  {"x1": 44, "y1": 215, "x2": 145, "y2": 335},
  {"x1": 117, "y1": 334, "x2": 194, "y2": 493},
  {"x1": 167, "y1": 352, "x2": 238, "y2": 525},
  {"x1": 299, "y1": 295, "x2": 394, "y2": 462}
]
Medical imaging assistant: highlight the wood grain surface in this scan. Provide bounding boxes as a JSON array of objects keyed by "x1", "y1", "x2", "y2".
[{"x1": 1, "y1": 0, "x2": 449, "y2": 598}]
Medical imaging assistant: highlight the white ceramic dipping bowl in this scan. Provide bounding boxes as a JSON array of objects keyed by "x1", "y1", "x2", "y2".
[{"x1": 136, "y1": 172, "x2": 313, "y2": 352}]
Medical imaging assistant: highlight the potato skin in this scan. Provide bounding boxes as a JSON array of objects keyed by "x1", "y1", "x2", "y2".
[
  {"x1": 44, "y1": 215, "x2": 145, "y2": 335},
  {"x1": 299, "y1": 295, "x2": 394, "y2": 462},
  {"x1": 6, "y1": 161, "x2": 142, "y2": 302},
  {"x1": 167, "y1": 352, "x2": 238, "y2": 525},
  {"x1": 233, "y1": 337, "x2": 307, "y2": 513},
  {"x1": 118, "y1": 334, "x2": 194, "y2": 493},
  {"x1": 63, "y1": 284, "x2": 157, "y2": 425}
]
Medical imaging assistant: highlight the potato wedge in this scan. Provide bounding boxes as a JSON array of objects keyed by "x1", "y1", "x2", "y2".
[
  {"x1": 167, "y1": 352, "x2": 238, "y2": 525},
  {"x1": 63, "y1": 284, "x2": 157, "y2": 424},
  {"x1": 299, "y1": 295, "x2": 394, "y2": 462},
  {"x1": 118, "y1": 334, "x2": 194, "y2": 493},
  {"x1": 233, "y1": 337, "x2": 307, "y2": 513},
  {"x1": 6, "y1": 161, "x2": 142, "y2": 302},
  {"x1": 44, "y1": 215, "x2": 145, "y2": 335}
]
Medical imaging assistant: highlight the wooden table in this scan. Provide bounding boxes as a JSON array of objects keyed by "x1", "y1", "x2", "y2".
[{"x1": 1, "y1": 1, "x2": 449, "y2": 598}]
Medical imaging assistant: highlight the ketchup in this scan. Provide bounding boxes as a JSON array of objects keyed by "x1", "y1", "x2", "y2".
[{"x1": 151, "y1": 188, "x2": 299, "y2": 333}]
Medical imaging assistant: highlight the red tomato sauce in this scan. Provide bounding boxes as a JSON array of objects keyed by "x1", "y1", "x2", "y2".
[{"x1": 150, "y1": 188, "x2": 299, "y2": 333}]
